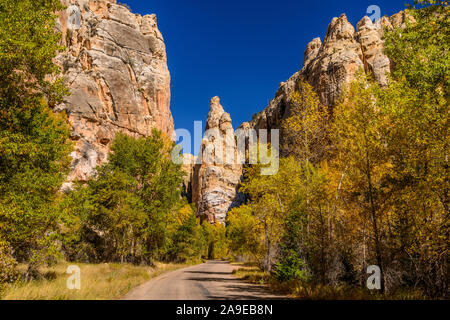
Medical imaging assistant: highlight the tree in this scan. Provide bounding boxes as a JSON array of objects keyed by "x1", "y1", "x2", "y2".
[
  {"x1": 332, "y1": 73, "x2": 391, "y2": 292},
  {"x1": 225, "y1": 0, "x2": 448, "y2": 298},
  {"x1": 227, "y1": 204, "x2": 263, "y2": 262},
  {"x1": 0, "y1": 0, "x2": 68, "y2": 110},
  {"x1": 227, "y1": 150, "x2": 308, "y2": 272},
  {"x1": 169, "y1": 212, "x2": 204, "y2": 263},
  {"x1": 229, "y1": 83, "x2": 335, "y2": 280},
  {"x1": 200, "y1": 221, "x2": 228, "y2": 260},
  {"x1": 281, "y1": 81, "x2": 336, "y2": 284},
  {"x1": 0, "y1": 236, "x2": 17, "y2": 287},
  {"x1": 61, "y1": 131, "x2": 185, "y2": 264},
  {"x1": 329, "y1": 2, "x2": 449, "y2": 293},
  {"x1": 108, "y1": 131, "x2": 185, "y2": 260},
  {"x1": 380, "y1": 0, "x2": 449, "y2": 296},
  {"x1": 0, "y1": 0, "x2": 72, "y2": 277},
  {"x1": 283, "y1": 79, "x2": 330, "y2": 163}
]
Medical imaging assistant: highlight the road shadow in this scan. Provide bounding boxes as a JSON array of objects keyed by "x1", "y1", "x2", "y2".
[
  {"x1": 186, "y1": 277, "x2": 237, "y2": 283},
  {"x1": 208, "y1": 283, "x2": 289, "y2": 300},
  {"x1": 186, "y1": 271, "x2": 232, "y2": 275},
  {"x1": 187, "y1": 271, "x2": 289, "y2": 300},
  {"x1": 186, "y1": 260, "x2": 291, "y2": 300}
]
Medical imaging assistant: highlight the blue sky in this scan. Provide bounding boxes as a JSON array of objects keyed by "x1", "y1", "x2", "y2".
[{"x1": 123, "y1": 0, "x2": 409, "y2": 151}]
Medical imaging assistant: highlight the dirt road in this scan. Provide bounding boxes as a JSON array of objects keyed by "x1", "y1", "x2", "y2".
[{"x1": 123, "y1": 261, "x2": 287, "y2": 300}]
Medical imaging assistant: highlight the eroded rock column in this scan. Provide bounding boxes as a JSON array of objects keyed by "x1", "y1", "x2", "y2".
[{"x1": 192, "y1": 97, "x2": 244, "y2": 225}]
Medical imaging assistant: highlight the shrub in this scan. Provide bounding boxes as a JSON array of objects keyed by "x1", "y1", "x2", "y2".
[
  {"x1": 274, "y1": 250, "x2": 310, "y2": 283},
  {"x1": 0, "y1": 240, "x2": 18, "y2": 284}
]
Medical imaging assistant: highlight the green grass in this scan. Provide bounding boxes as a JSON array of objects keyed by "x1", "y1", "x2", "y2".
[{"x1": 1, "y1": 261, "x2": 198, "y2": 300}]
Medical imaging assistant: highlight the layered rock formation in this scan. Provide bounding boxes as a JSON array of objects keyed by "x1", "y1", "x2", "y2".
[
  {"x1": 191, "y1": 97, "x2": 244, "y2": 224},
  {"x1": 54, "y1": 3, "x2": 410, "y2": 224},
  {"x1": 192, "y1": 12, "x2": 411, "y2": 223},
  {"x1": 244, "y1": 12, "x2": 412, "y2": 132},
  {"x1": 55, "y1": 0, "x2": 173, "y2": 184}
]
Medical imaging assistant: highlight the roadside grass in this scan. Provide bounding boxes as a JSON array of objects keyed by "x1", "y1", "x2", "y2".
[
  {"x1": 1, "y1": 261, "x2": 199, "y2": 300},
  {"x1": 232, "y1": 265, "x2": 427, "y2": 300}
]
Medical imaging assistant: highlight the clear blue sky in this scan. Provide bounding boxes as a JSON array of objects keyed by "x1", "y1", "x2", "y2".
[{"x1": 123, "y1": 0, "x2": 408, "y2": 148}]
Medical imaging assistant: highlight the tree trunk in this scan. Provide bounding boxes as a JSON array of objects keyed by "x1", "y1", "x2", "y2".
[{"x1": 366, "y1": 152, "x2": 385, "y2": 292}]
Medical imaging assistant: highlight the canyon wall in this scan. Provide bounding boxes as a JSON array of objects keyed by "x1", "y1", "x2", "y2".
[
  {"x1": 243, "y1": 12, "x2": 412, "y2": 132},
  {"x1": 55, "y1": 0, "x2": 173, "y2": 186},
  {"x1": 194, "y1": 12, "x2": 412, "y2": 223},
  {"x1": 54, "y1": 3, "x2": 409, "y2": 223}
]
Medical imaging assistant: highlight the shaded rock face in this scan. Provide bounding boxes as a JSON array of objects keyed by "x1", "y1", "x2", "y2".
[
  {"x1": 181, "y1": 154, "x2": 196, "y2": 203},
  {"x1": 55, "y1": 0, "x2": 173, "y2": 184},
  {"x1": 192, "y1": 97, "x2": 244, "y2": 225},
  {"x1": 244, "y1": 12, "x2": 412, "y2": 133}
]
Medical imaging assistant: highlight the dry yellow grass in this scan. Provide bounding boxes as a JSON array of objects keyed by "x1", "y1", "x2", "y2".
[
  {"x1": 1, "y1": 261, "x2": 197, "y2": 300},
  {"x1": 232, "y1": 266, "x2": 427, "y2": 300}
]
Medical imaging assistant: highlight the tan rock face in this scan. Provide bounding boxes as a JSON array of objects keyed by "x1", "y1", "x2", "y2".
[
  {"x1": 245, "y1": 12, "x2": 410, "y2": 132},
  {"x1": 356, "y1": 16, "x2": 390, "y2": 87},
  {"x1": 192, "y1": 97, "x2": 244, "y2": 225},
  {"x1": 55, "y1": 0, "x2": 173, "y2": 183},
  {"x1": 304, "y1": 14, "x2": 365, "y2": 107}
]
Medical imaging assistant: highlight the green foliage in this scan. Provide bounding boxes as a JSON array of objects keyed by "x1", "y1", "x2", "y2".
[
  {"x1": 228, "y1": 82, "x2": 335, "y2": 278},
  {"x1": 58, "y1": 132, "x2": 215, "y2": 266},
  {"x1": 385, "y1": 1, "x2": 449, "y2": 95},
  {"x1": 227, "y1": 204, "x2": 261, "y2": 259},
  {"x1": 164, "y1": 202, "x2": 230, "y2": 262},
  {"x1": 0, "y1": 0, "x2": 446, "y2": 300},
  {"x1": 0, "y1": 237, "x2": 17, "y2": 286},
  {"x1": 108, "y1": 132, "x2": 185, "y2": 260},
  {"x1": 0, "y1": 0, "x2": 68, "y2": 110},
  {"x1": 0, "y1": 0, "x2": 72, "y2": 274},
  {"x1": 0, "y1": 106, "x2": 72, "y2": 262},
  {"x1": 61, "y1": 131, "x2": 186, "y2": 264},
  {"x1": 379, "y1": 1, "x2": 449, "y2": 296},
  {"x1": 274, "y1": 250, "x2": 310, "y2": 283},
  {"x1": 201, "y1": 222, "x2": 228, "y2": 260},
  {"x1": 169, "y1": 213, "x2": 204, "y2": 262},
  {"x1": 229, "y1": 3, "x2": 448, "y2": 298}
]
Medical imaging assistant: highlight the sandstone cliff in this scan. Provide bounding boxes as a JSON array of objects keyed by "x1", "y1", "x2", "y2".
[
  {"x1": 243, "y1": 11, "x2": 412, "y2": 133},
  {"x1": 55, "y1": 0, "x2": 173, "y2": 185},
  {"x1": 191, "y1": 97, "x2": 244, "y2": 224},
  {"x1": 55, "y1": 3, "x2": 410, "y2": 224},
  {"x1": 192, "y1": 12, "x2": 412, "y2": 223}
]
